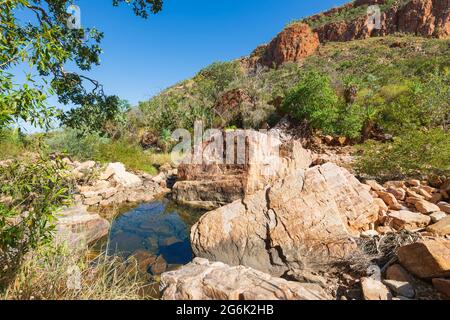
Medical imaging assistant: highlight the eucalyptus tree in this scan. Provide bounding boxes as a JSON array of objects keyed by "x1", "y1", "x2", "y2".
[{"x1": 0, "y1": 0, "x2": 163, "y2": 130}]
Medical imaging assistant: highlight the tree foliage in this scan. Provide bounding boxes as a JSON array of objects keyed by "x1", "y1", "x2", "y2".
[{"x1": 0, "y1": 0, "x2": 163, "y2": 129}]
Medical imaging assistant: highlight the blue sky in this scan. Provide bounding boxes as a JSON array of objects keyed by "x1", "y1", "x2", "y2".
[{"x1": 14, "y1": 0, "x2": 349, "y2": 131}]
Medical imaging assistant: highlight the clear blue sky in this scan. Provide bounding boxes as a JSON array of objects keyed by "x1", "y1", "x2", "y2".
[
  {"x1": 14, "y1": 0, "x2": 349, "y2": 131},
  {"x1": 63, "y1": 0, "x2": 348, "y2": 104}
]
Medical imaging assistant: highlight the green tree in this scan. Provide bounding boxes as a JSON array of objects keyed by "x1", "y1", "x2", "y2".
[
  {"x1": 282, "y1": 70, "x2": 339, "y2": 134},
  {"x1": 60, "y1": 97, "x2": 131, "y2": 137},
  {"x1": 0, "y1": 0, "x2": 163, "y2": 130}
]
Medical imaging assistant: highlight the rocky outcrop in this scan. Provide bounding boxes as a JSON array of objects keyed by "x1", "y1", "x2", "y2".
[
  {"x1": 55, "y1": 204, "x2": 110, "y2": 249},
  {"x1": 172, "y1": 130, "x2": 313, "y2": 209},
  {"x1": 68, "y1": 161, "x2": 169, "y2": 209},
  {"x1": 191, "y1": 163, "x2": 379, "y2": 276},
  {"x1": 313, "y1": 0, "x2": 450, "y2": 43},
  {"x1": 160, "y1": 258, "x2": 330, "y2": 300},
  {"x1": 247, "y1": 0, "x2": 450, "y2": 69},
  {"x1": 259, "y1": 23, "x2": 320, "y2": 67}
]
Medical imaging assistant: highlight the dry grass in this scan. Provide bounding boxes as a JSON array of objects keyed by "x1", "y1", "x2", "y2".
[
  {"x1": 147, "y1": 152, "x2": 173, "y2": 168},
  {"x1": 340, "y1": 230, "x2": 423, "y2": 274},
  {"x1": 1, "y1": 244, "x2": 157, "y2": 300}
]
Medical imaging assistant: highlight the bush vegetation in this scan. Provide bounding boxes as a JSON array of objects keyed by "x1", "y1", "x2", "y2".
[
  {"x1": 356, "y1": 129, "x2": 450, "y2": 181},
  {"x1": 0, "y1": 156, "x2": 74, "y2": 288},
  {"x1": 43, "y1": 129, "x2": 161, "y2": 174}
]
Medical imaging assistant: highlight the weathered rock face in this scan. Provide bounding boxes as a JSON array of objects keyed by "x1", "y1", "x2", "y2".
[
  {"x1": 172, "y1": 130, "x2": 313, "y2": 209},
  {"x1": 191, "y1": 163, "x2": 379, "y2": 276},
  {"x1": 314, "y1": 0, "x2": 450, "y2": 43},
  {"x1": 260, "y1": 23, "x2": 320, "y2": 67},
  {"x1": 160, "y1": 258, "x2": 330, "y2": 300},
  {"x1": 55, "y1": 204, "x2": 110, "y2": 249},
  {"x1": 247, "y1": 0, "x2": 450, "y2": 69}
]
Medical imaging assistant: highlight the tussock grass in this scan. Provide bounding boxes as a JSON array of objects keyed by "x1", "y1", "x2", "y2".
[{"x1": 1, "y1": 244, "x2": 156, "y2": 300}]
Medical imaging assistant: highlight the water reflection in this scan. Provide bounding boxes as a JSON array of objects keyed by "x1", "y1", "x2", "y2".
[{"x1": 107, "y1": 199, "x2": 204, "y2": 265}]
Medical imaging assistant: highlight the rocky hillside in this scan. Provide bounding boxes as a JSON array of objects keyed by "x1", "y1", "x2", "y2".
[
  {"x1": 154, "y1": 0, "x2": 450, "y2": 301},
  {"x1": 135, "y1": 0, "x2": 449, "y2": 146},
  {"x1": 246, "y1": 0, "x2": 449, "y2": 68}
]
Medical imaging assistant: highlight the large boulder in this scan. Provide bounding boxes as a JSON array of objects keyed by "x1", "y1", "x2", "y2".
[
  {"x1": 172, "y1": 130, "x2": 313, "y2": 209},
  {"x1": 100, "y1": 162, "x2": 142, "y2": 188},
  {"x1": 191, "y1": 163, "x2": 379, "y2": 276},
  {"x1": 55, "y1": 204, "x2": 110, "y2": 249},
  {"x1": 160, "y1": 258, "x2": 330, "y2": 300},
  {"x1": 397, "y1": 239, "x2": 450, "y2": 279}
]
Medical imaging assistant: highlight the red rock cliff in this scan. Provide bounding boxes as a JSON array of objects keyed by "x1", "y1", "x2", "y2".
[{"x1": 248, "y1": 0, "x2": 450, "y2": 68}]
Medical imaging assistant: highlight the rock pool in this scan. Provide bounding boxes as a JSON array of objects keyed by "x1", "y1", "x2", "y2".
[{"x1": 106, "y1": 199, "x2": 205, "y2": 267}]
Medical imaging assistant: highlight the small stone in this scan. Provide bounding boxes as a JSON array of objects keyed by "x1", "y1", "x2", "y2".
[
  {"x1": 387, "y1": 210, "x2": 431, "y2": 231},
  {"x1": 324, "y1": 135, "x2": 334, "y2": 144},
  {"x1": 286, "y1": 269, "x2": 328, "y2": 288},
  {"x1": 427, "y1": 216, "x2": 450, "y2": 236},
  {"x1": 361, "y1": 230, "x2": 379, "y2": 238},
  {"x1": 407, "y1": 180, "x2": 421, "y2": 187},
  {"x1": 132, "y1": 250, "x2": 157, "y2": 273},
  {"x1": 430, "y1": 193, "x2": 443, "y2": 204},
  {"x1": 365, "y1": 180, "x2": 385, "y2": 192},
  {"x1": 405, "y1": 196, "x2": 421, "y2": 205},
  {"x1": 385, "y1": 181, "x2": 406, "y2": 189},
  {"x1": 150, "y1": 255, "x2": 168, "y2": 275},
  {"x1": 83, "y1": 196, "x2": 102, "y2": 206},
  {"x1": 386, "y1": 264, "x2": 412, "y2": 283},
  {"x1": 432, "y1": 278, "x2": 450, "y2": 297},
  {"x1": 421, "y1": 186, "x2": 436, "y2": 193},
  {"x1": 418, "y1": 188, "x2": 433, "y2": 200},
  {"x1": 100, "y1": 187, "x2": 117, "y2": 199},
  {"x1": 382, "y1": 280, "x2": 415, "y2": 298},
  {"x1": 437, "y1": 202, "x2": 450, "y2": 214},
  {"x1": 81, "y1": 190, "x2": 99, "y2": 198},
  {"x1": 376, "y1": 226, "x2": 395, "y2": 234},
  {"x1": 415, "y1": 200, "x2": 440, "y2": 214},
  {"x1": 430, "y1": 212, "x2": 448, "y2": 223},
  {"x1": 374, "y1": 198, "x2": 389, "y2": 216},
  {"x1": 377, "y1": 191, "x2": 402, "y2": 210},
  {"x1": 361, "y1": 278, "x2": 393, "y2": 300},
  {"x1": 387, "y1": 187, "x2": 406, "y2": 201},
  {"x1": 159, "y1": 163, "x2": 173, "y2": 173}
]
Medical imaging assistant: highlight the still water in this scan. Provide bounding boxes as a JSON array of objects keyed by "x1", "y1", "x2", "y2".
[{"x1": 106, "y1": 199, "x2": 205, "y2": 265}]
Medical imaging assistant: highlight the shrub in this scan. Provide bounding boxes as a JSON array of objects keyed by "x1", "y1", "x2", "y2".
[
  {"x1": 282, "y1": 70, "x2": 366, "y2": 137},
  {"x1": 93, "y1": 139, "x2": 157, "y2": 175},
  {"x1": 0, "y1": 129, "x2": 24, "y2": 160},
  {"x1": 283, "y1": 71, "x2": 339, "y2": 132},
  {"x1": 355, "y1": 128, "x2": 450, "y2": 180},
  {"x1": 44, "y1": 129, "x2": 109, "y2": 161},
  {"x1": 0, "y1": 156, "x2": 74, "y2": 288}
]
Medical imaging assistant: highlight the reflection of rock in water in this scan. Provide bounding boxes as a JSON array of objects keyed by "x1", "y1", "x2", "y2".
[{"x1": 107, "y1": 199, "x2": 204, "y2": 265}]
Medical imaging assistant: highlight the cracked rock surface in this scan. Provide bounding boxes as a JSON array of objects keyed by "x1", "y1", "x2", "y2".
[{"x1": 191, "y1": 162, "x2": 379, "y2": 276}]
